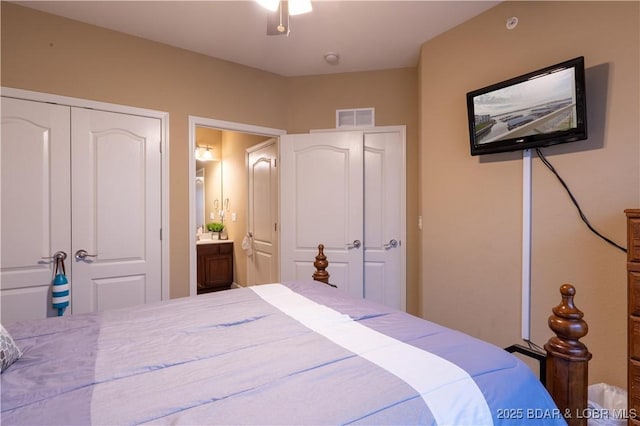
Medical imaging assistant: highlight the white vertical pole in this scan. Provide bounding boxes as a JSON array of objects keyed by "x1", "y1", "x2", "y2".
[{"x1": 522, "y1": 149, "x2": 532, "y2": 340}]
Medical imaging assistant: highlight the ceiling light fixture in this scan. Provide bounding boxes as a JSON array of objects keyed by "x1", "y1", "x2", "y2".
[
  {"x1": 288, "y1": 0, "x2": 312, "y2": 16},
  {"x1": 258, "y1": 0, "x2": 312, "y2": 36},
  {"x1": 324, "y1": 52, "x2": 340, "y2": 65},
  {"x1": 195, "y1": 146, "x2": 214, "y2": 162},
  {"x1": 258, "y1": 0, "x2": 312, "y2": 15},
  {"x1": 256, "y1": 0, "x2": 280, "y2": 12}
]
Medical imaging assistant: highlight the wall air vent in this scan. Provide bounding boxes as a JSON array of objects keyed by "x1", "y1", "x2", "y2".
[{"x1": 336, "y1": 108, "x2": 375, "y2": 128}]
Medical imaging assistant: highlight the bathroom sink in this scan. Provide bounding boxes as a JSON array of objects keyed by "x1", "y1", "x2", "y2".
[{"x1": 197, "y1": 239, "x2": 231, "y2": 245}]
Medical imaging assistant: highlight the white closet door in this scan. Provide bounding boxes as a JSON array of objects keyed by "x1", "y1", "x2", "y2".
[
  {"x1": 364, "y1": 131, "x2": 404, "y2": 309},
  {"x1": 1, "y1": 97, "x2": 71, "y2": 324},
  {"x1": 280, "y1": 132, "x2": 364, "y2": 298},
  {"x1": 70, "y1": 108, "x2": 162, "y2": 313}
]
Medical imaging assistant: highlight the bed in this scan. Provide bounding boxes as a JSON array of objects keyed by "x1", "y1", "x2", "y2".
[{"x1": 1, "y1": 246, "x2": 589, "y2": 425}]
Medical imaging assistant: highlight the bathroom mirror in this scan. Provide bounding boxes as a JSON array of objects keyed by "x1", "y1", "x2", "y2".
[
  {"x1": 195, "y1": 127, "x2": 222, "y2": 232},
  {"x1": 195, "y1": 168, "x2": 205, "y2": 230}
]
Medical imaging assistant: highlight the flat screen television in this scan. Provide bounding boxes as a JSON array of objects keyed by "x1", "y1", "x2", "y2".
[{"x1": 466, "y1": 56, "x2": 588, "y2": 156}]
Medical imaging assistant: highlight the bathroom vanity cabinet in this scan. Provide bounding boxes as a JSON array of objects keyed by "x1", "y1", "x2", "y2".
[{"x1": 197, "y1": 241, "x2": 233, "y2": 294}]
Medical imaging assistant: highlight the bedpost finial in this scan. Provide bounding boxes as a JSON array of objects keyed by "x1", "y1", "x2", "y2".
[
  {"x1": 554, "y1": 284, "x2": 583, "y2": 323},
  {"x1": 544, "y1": 283, "x2": 591, "y2": 361},
  {"x1": 558, "y1": 283, "x2": 577, "y2": 310},
  {"x1": 312, "y1": 244, "x2": 330, "y2": 284}
]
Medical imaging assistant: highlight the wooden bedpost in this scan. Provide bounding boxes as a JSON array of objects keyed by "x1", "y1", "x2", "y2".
[
  {"x1": 312, "y1": 244, "x2": 330, "y2": 284},
  {"x1": 544, "y1": 284, "x2": 591, "y2": 426}
]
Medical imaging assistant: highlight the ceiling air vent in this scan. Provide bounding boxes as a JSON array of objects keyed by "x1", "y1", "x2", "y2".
[{"x1": 336, "y1": 108, "x2": 375, "y2": 128}]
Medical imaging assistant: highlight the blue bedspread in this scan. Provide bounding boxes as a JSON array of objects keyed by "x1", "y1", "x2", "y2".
[{"x1": 1, "y1": 281, "x2": 566, "y2": 425}]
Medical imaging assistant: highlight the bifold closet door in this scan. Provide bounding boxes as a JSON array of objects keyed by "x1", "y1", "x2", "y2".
[{"x1": 1, "y1": 98, "x2": 72, "y2": 324}]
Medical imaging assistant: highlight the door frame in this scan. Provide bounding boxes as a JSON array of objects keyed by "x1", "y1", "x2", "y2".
[
  {"x1": 188, "y1": 116, "x2": 285, "y2": 296},
  {"x1": 0, "y1": 87, "x2": 171, "y2": 301}
]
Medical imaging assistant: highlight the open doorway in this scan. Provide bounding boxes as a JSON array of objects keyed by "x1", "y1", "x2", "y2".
[{"x1": 188, "y1": 116, "x2": 285, "y2": 296}]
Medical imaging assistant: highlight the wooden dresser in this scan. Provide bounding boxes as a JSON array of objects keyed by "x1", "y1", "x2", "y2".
[
  {"x1": 197, "y1": 241, "x2": 234, "y2": 294},
  {"x1": 627, "y1": 209, "x2": 640, "y2": 425}
]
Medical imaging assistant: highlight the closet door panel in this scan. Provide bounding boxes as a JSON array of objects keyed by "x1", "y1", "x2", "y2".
[
  {"x1": 293, "y1": 146, "x2": 352, "y2": 247},
  {"x1": 0, "y1": 97, "x2": 71, "y2": 324},
  {"x1": 71, "y1": 108, "x2": 162, "y2": 314},
  {"x1": 363, "y1": 131, "x2": 404, "y2": 309},
  {"x1": 280, "y1": 132, "x2": 364, "y2": 298},
  {"x1": 1, "y1": 287, "x2": 54, "y2": 325}
]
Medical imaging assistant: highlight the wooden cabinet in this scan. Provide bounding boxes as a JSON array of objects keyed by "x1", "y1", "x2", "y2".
[
  {"x1": 197, "y1": 242, "x2": 233, "y2": 294},
  {"x1": 627, "y1": 209, "x2": 640, "y2": 425}
]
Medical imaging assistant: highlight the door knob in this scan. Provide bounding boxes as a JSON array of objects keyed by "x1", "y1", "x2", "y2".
[
  {"x1": 347, "y1": 239, "x2": 361, "y2": 249},
  {"x1": 384, "y1": 239, "x2": 399, "y2": 249},
  {"x1": 75, "y1": 249, "x2": 97, "y2": 261},
  {"x1": 42, "y1": 251, "x2": 68, "y2": 261}
]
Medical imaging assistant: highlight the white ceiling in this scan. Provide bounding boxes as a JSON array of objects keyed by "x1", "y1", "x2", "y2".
[{"x1": 15, "y1": 0, "x2": 499, "y2": 77}]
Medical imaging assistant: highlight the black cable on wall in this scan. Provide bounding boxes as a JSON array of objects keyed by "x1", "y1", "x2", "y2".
[{"x1": 535, "y1": 147, "x2": 627, "y2": 253}]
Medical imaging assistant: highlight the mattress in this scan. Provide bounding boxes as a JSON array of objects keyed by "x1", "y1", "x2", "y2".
[{"x1": 1, "y1": 280, "x2": 565, "y2": 425}]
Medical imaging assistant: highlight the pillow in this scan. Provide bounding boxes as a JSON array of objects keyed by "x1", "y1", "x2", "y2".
[{"x1": 0, "y1": 324, "x2": 22, "y2": 373}]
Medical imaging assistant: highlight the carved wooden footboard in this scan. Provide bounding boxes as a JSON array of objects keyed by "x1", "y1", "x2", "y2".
[
  {"x1": 310, "y1": 244, "x2": 590, "y2": 425},
  {"x1": 545, "y1": 284, "x2": 591, "y2": 426}
]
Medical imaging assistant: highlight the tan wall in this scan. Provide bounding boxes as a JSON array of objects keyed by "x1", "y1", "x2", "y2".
[
  {"x1": 1, "y1": 3, "x2": 418, "y2": 308},
  {"x1": 419, "y1": 1, "x2": 639, "y2": 388}
]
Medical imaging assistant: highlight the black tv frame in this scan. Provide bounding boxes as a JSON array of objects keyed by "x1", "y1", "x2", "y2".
[{"x1": 466, "y1": 57, "x2": 588, "y2": 156}]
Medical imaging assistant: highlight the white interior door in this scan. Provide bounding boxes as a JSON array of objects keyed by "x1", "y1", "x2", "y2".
[
  {"x1": 1, "y1": 98, "x2": 71, "y2": 324},
  {"x1": 247, "y1": 140, "x2": 279, "y2": 285},
  {"x1": 280, "y1": 132, "x2": 364, "y2": 298},
  {"x1": 364, "y1": 131, "x2": 405, "y2": 309},
  {"x1": 71, "y1": 108, "x2": 162, "y2": 314}
]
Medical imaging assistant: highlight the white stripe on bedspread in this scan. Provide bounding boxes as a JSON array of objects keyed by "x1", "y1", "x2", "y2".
[{"x1": 251, "y1": 284, "x2": 494, "y2": 426}]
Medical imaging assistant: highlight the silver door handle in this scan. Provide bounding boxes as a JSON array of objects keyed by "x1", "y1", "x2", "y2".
[
  {"x1": 42, "y1": 251, "x2": 68, "y2": 261},
  {"x1": 75, "y1": 249, "x2": 97, "y2": 260},
  {"x1": 384, "y1": 239, "x2": 399, "y2": 249},
  {"x1": 346, "y1": 239, "x2": 361, "y2": 249}
]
